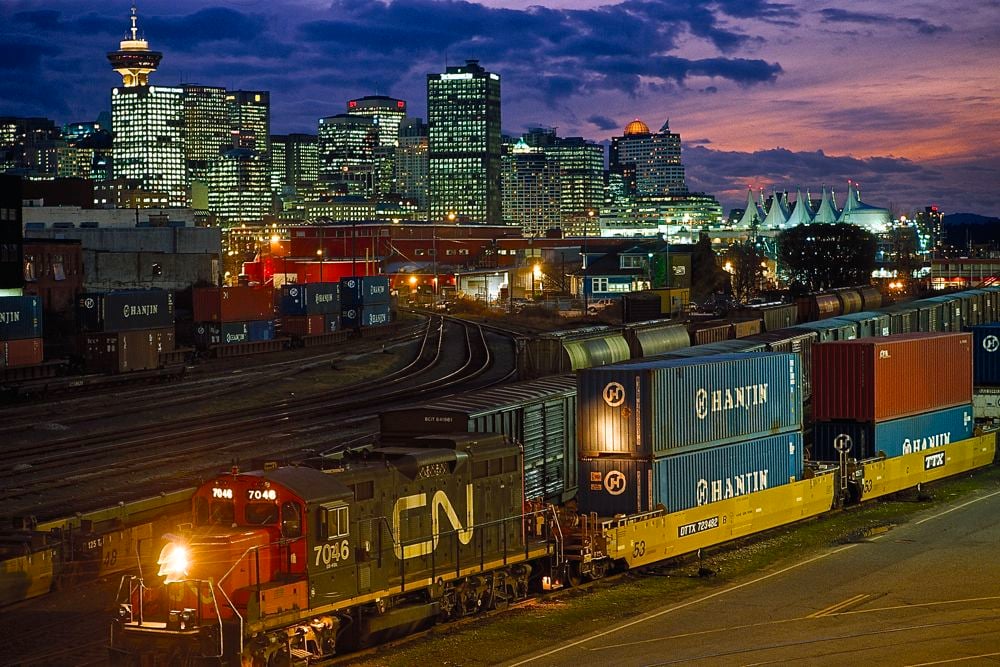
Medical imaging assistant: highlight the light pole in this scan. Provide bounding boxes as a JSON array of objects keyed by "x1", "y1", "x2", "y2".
[{"x1": 316, "y1": 247, "x2": 324, "y2": 282}]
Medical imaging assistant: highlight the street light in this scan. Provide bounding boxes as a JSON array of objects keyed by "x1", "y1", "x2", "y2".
[
  {"x1": 316, "y1": 247, "x2": 324, "y2": 282},
  {"x1": 584, "y1": 209, "x2": 594, "y2": 312},
  {"x1": 532, "y1": 263, "x2": 541, "y2": 299}
]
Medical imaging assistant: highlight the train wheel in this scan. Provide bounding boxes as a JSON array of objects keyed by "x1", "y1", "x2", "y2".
[{"x1": 567, "y1": 563, "x2": 583, "y2": 588}]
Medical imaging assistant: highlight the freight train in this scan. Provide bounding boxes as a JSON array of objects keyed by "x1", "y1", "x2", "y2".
[{"x1": 108, "y1": 286, "x2": 1000, "y2": 665}]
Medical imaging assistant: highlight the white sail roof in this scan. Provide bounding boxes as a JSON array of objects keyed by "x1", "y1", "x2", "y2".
[
  {"x1": 761, "y1": 191, "x2": 789, "y2": 228},
  {"x1": 812, "y1": 186, "x2": 840, "y2": 224},
  {"x1": 838, "y1": 181, "x2": 891, "y2": 231},
  {"x1": 784, "y1": 189, "x2": 813, "y2": 226},
  {"x1": 734, "y1": 187, "x2": 764, "y2": 229}
]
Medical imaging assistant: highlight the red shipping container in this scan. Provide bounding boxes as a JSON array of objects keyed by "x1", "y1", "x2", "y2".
[
  {"x1": 812, "y1": 333, "x2": 972, "y2": 422},
  {"x1": 1, "y1": 338, "x2": 44, "y2": 368},
  {"x1": 193, "y1": 287, "x2": 274, "y2": 323},
  {"x1": 281, "y1": 315, "x2": 325, "y2": 337},
  {"x1": 81, "y1": 328, "x2": 175, "y2": 374}
]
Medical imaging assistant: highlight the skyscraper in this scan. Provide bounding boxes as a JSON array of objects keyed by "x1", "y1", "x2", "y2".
[
  {"x1": 502, "y1": 138, "x2": 560, "y2": 237},
  {"x1": 611, "y1": 119, "x2": 686, "y2": 197},
  {"x1": 227, "y1": 91, "x2": 270, "y2": 154},
  {"x1": 427, "y1": 60, "x2": 501, "y2": 224},
  {"x1": 270, "y1": 133, "x2": 318, "y2": 194},
  {"x1": 346, "y1": 96, "x2": 406, "y2": 198},
  {"x1": 396, "y1": 118, "x2": 429, "y2": 212},
  {"x1": 182, "y1": 85, "x2": 229, "y2": 185},
  {"x1": 318, "y1": 114, "x2": 378, "y2": 197},
  {"x1": 108, "y1": 8, "x2": 187, "y2": 207}
]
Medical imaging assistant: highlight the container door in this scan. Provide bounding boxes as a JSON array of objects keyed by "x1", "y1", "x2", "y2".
[
  {"x1": 523, "y1": 405, "x2": 545, "y2": 501},
  {"x1": 544, "y1": 400, "x2": 566, "y2": 501}
]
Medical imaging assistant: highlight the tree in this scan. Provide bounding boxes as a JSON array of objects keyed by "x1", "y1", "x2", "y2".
[
  {"x1": 723, "y1": 241, "x2": 766, "y2": 303},
  {"x1": 690, "y1": 232, "x2": 730, "y2": 304},
  {"x1": 777, "y1": 224, "x2": 876, "y2": 292}
]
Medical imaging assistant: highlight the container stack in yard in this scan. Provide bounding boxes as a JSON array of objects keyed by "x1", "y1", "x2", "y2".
[
  {"x1": 811, "y1": 333, "x2": 975, "y2": 461},
  {"x1": 192, "y1": 286, "x2": 274, "y2": 348},
  {"x1": 76, "y1": 290, "x2": 175, "y2": 373},
  {"x1": 0, "y1": 295, "x2": 44, "y2": 368},
  {"x1": 970, "y1": 324, "x2": 1000, "y2": 423},
  {"x1": 279, "y1": 283, "x2": 341, "y2": 336},
  {"x1": 575, "y1": 353, "x2": 805, "y2": 516},
  {"x1": 340, "y1": 276, "x2": 391, "y2": 329}
]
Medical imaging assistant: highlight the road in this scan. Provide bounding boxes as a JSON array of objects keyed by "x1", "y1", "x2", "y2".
[{"x1": 510, "y1": 488, "x2": 1000, "y2": 666}]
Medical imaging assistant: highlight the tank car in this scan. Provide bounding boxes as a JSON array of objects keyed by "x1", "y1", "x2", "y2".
[{"x1": 110, "y1": 434, "x2": 561, "y2": 665}]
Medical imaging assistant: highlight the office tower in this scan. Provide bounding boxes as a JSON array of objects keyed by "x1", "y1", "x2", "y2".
[
  {"x1": 208, "y1": 149, "x2": 271, "y2": 224},
  {"x1": 347, "y1": 96, "x2": 406, "y2": 148},
  {"x1": 318, "y1": 114, "x2": 378, "y2": 197},
  {"x1": 0, "y1": 117, "x2": 61, "y2": 176},
  {"x1": 523, "y1": 128, "x2": 605, "y2": 237},
  {"x1": 271, "y1": 134, "x2": 319, "y2": 194},
  {"x1": 227, "y1": 91, "x2": 270, "y2": 154},
  {"x1": 611, "y1": 118, "x2": 686, "y2": 196},
  {"x1": 182, "y1": 85, "x2": 229, "y2": 185},
  {"x1": 427, "y1": 59, "x2": 501, "y2": 224},
  {"x1": 502, "y1": 139, "x2": 560, "y2": 237},
  {"x1": 108, "y1": 7, "x2": 187, "y2": 206},
  {"x1": 395, "y1": 118, "x2": 429, "y2": 212}
]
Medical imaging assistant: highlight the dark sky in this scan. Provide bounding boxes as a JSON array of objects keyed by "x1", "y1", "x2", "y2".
[{"x1": 2, "y1": 0, "x2": 997, "y2": 216}]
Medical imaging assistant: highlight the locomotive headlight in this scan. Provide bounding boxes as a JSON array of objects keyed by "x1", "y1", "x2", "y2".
[{"x1": 157, "y1": 541, "x2": 191, "y2": 583}]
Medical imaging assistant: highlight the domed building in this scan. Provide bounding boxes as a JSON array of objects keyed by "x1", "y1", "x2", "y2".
[
  {"x1": 611, "y1": 118, "x2": 686, "y2": 196},
  {"x1": 733, "y1": 182, "x2": 891, "y2": 232}
]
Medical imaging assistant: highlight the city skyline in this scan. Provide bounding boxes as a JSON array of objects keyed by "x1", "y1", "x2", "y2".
[{"x1": 1, "y1": 0, "x2": 997, "y2": 216}]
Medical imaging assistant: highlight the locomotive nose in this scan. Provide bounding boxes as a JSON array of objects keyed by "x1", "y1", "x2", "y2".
[{"x1": 157, "y1": 537, "x2": 190, "y2": 583}]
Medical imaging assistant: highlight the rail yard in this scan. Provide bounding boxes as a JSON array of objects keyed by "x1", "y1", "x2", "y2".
[{"x1": 1, "y1": 285, "x2": 999, "y2": 666}]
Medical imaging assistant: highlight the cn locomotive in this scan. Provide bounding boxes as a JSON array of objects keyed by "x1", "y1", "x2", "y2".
[{"x1": 110, "y1": 433, "x2": 561, "y2": 665}]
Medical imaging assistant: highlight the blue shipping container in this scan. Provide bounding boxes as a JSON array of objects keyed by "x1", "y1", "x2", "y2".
[
  {"x1": 341, "y1": 303, "x2": 392, "y2": 329},
  {"x1": 279, "y1": 283, "x2": 340, "y2": 316},
  {"x1": 0, "y1": 296, "x2": 42, "y2": 341},
  {"x1": 340, "y1": 276, "x2": 391, "y2": 307},
  {"x1": 577, "y1": 353, "x2": 802, "y2": 458},
  {"x1": 220, "y1": 321, "x2": 249, "y2": 344},
  {"x1": 812, "y1": 404, "x2": 975, "y2": 462},
  {"x1": 78, "y1": 290, "x2": 174, "y2": 332},
  {"x1": 972, "y1": 324, "x2": 1000, "y2": 386},
  {"x1": 247, "y1": 320, "x2": 275, "y2": 342},
  {"x1": 578, "y1": 432, "x2": 804, "y2": 517}
]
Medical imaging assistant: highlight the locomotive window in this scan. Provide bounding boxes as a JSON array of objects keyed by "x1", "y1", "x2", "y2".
[
  {"x1": 210, "y1": 502, "x2": 235, "y2": 526},
  {"x1": 352, "y1": 481, "x2": 374, "y2": 502},
  {"x1": 245, "y1": 503, "x2": 279, "y2": 525},
  {"x1": 281, "y1": 502, "x2": 302, "y2": 538},
  {"x1": 319, "y1": 504, "x2": 349, "y2": 540}
]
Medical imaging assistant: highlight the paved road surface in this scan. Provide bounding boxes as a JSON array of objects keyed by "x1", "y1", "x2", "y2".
[{"x1": 510, "y1": 488, "x2": 1000, "y2": 666}]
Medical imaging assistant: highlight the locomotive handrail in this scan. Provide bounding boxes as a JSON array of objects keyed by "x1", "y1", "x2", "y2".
[{"x1": 216, "y1": 544, "x2": 268, "y2": 658}]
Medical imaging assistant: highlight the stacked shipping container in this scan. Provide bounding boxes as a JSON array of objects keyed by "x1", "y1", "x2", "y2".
[
  {"x1": 76, "y1": 290, "x2": 175, "y2": 373},
  {"x1": 192, "y1": 286, "x2": 275, "y2": 349},
  {"x1": 340, "y1": 276, "x2": 391, "y2": 329},
  {"x1": 279, "y1": 283, "x2": 341, "y2": 336},
  {"x1": 970, "y1": 324, "x2": 1000, "y2": 421},
  {"x1": 811, "y1": 333, "x2": 975, "y2": 461},
  {"x1": 0, "y1": 295, "x2": 44, "y2": 368},
  {"x1": 576, "y1": 353, "x2": 805, "y2": 516}
]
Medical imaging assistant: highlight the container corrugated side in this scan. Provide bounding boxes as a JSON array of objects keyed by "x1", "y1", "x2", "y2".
[
  {"x1": 83, "y1": 290, "x2": 175, "y2": 332},
  {"x1": 340, "y1": 276, "x2": 391, "y2": 307},
  {"x1": 279, "y1": 283, "x2": 340, "y2": 316},
  {"x1": 578, "y1": 432, "x2": 804, "y2": 516},
  {"x1": 972, "y1": 325, "x2": 1000, "y2": 386},
  {"x1": 577, "y1": 353, "x2": 802, "y2": 458},
  {"x1": 812, "y1": 404, "x2": 974, "y2": 461},
  {"x1": 812, "y1": 333, "x2": 973, "y2": 422},
  {"x1": 247, "y1": 320, "x2": 275, "y2": 342},
  {"x1": 341, "y1": 303, "x2": 391, "y2": 329},
  {"x1": 690, "y1": 322, "x2": 732, "y2": 345},
  {"x1": 220, "y1": 321, "x2": 249, "y2": 345},
  {"x1": 1, "y1": 338, "x2": 43, "y2": 368},
  {"x1": 193, "y1": 287, "x2": 273, "y2": 323},
  {"x1": 282, "y1": 315, "x2": 325, "y2": 337},
  {"x1": 0, "y1": 295, "x2": 42, "y2": 341}
]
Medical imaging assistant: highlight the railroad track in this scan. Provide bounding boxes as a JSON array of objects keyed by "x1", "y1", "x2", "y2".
[
  {"x1": 1, "y1": 317, "x2": 517, "y2": 520},
  {"x1": 0, "y1": 321, "x2": 427, "y2": 435}
]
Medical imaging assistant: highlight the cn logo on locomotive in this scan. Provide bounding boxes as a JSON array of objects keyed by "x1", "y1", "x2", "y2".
[{"x1": 392, "y1": 485, "x2": 474, "y2": 560}]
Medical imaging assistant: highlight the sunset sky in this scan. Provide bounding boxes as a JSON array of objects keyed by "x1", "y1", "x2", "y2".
[{"x1": 2, "y1": 0, "x2": 997, "y2": 215}]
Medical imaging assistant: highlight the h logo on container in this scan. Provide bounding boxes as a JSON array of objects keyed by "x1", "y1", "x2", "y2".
[
  {"x1": 984, "y1": 335, "x2": 999, "y2": 353},
  {"x1": 604, "y1": 470, "x2": 626, "y2": 495},
  {"x1": 603, "y1": 382, "x2": 626, "y2": 407}
]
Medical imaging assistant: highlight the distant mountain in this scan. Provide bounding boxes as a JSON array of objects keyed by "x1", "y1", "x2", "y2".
[{"x1": 944, "y1": 213, "x2": 1000, "y2": 225}]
